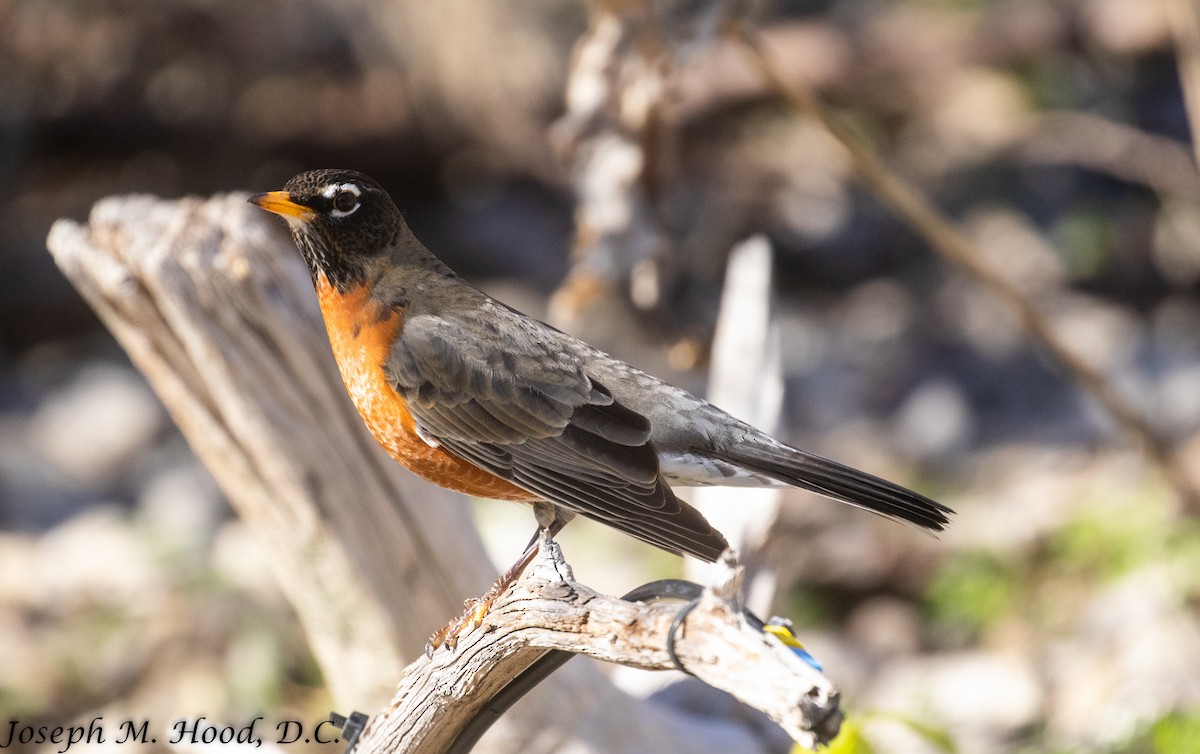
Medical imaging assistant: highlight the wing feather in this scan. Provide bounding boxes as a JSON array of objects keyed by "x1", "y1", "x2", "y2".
[{"x1": 384, "y1": 310, "x2": 728, "y2": 561}]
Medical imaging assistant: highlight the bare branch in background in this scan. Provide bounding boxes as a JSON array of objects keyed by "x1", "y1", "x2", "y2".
[
  {"x1": 729, "y1": 21, "x2": 1200, "y2": 511},
  {"x1": 549, "y1": 0, "x2": 732, "y2": 340},
  {"x1": 1018, "y1": 111, "x2": 1200, "y2": 203},
  {"x1": 1165, "y1": 0, "x2": 1200, "y2": 167}
]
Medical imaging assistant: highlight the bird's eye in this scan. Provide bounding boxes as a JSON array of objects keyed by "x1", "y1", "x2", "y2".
[{"x1": 332, "y1": 190, "x2": 359, "y2": 214}]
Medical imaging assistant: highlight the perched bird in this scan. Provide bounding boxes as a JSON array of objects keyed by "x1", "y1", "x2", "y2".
[{"x1": 250, "y1": 169, "x2": 951, "y2": 645}]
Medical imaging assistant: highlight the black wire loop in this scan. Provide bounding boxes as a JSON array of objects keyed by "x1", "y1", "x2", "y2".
[{"x1": 665, "y1": 598, "x2": 703, "y2": 677}]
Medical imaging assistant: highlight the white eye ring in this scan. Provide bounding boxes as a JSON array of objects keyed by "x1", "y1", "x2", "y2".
[{"x1": 324, "y1": 182, "x2": 361, "y2": 218}]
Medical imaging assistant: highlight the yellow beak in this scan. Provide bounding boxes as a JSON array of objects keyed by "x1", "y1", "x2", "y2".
[{"x1": 248, "y1": 191, "x2": 316, "y2": 222}]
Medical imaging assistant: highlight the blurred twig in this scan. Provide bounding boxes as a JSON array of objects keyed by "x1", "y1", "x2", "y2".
[
  {"x1": 1018, "y1": 111, "x2": 1200, "y2": 202},
  {"x1": 548, "y1": 0, "x2": 678, "y2": 331},
  {"x1": 549, "y1": 0, "x2": 734, "y2": 353},
  {"x1": 729, "y1": 22, "x2": 1200, "y2": 510},
  {"x1": 1165, "y1": 0, "x2": 1200, "y2": 167}
]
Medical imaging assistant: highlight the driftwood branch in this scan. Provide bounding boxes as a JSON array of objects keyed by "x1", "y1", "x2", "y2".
[
  {"x1": 356, "y1": 540, "x2": 841, "y2": 754},
  {"x1": 687, "y1": 235, "x2": 784, "y2": 614}
]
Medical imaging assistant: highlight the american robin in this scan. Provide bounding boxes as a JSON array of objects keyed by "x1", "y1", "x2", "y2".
[{"x1": 250, "y1": 169, "x2": 951, "y2": 647}]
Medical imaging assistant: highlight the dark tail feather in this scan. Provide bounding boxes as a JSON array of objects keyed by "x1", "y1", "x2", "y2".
[{"x1": 713, "y1": 441, "x2": 952, "y2": 531}]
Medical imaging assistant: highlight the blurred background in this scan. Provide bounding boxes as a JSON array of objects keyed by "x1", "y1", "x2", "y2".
[{"x1": 3, "y1": 0, "x2": 1200, "y2": 752}]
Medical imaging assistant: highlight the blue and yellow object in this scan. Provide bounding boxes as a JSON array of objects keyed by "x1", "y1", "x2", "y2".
[{"x1": 762, "y1": 617, "x2": 824, "y2": 672}]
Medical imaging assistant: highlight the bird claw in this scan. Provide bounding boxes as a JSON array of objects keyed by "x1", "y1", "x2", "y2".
[
  {"x1": 424, "y1": 583, "x2": 510, "y2": 655},
  {"x1": 423, "y1": 524, "x2": 559, "y2": 656}
]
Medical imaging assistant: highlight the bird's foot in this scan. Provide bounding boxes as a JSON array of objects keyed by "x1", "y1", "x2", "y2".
[
  {"x1": 424, "y1": 542, "x2": 541, "y2": 655},
  {"x1": 425, "y1": 589, "x2": 501, "y2": 654}
]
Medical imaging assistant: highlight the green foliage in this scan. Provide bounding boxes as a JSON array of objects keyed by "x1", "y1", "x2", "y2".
[
  {"x1": 1044, "y1": 496, "x2": 1200, "y2": 590},
  {"x1": 1019, "y1": 56, "x2": 1091, "y2": 111},
  {"x1": 1148, "y1": 711, "x2": 1200, "y2": 754},
  {"x1": 1043, "y1": 502, "x2": 1163, "y2": 582},
  {"x1": 1052, "y1": 207, "x2": 1118, "y2": 279},
  {"x1": 924, "y1": 487, "x2": 1199, "y2": 641},
  {"x1": 822, "y1": 716, "x2": 874, "y2": 754},
  {"x1": 780, "y1": 584, "x2": 835, "y2": 629},
  {"x1": 226, "y1": 624, "x2": 287, "y2": 711},
  {"x1": 0, "y1": 686, "x2": 38, "y2": 719},
  {"x1": 876, "y1": 713, "x2": 957, "y2": 753},
  {"x1": 924, "y1": 550, "x2": 1019, "y2": 638},
  {"x1": 817, "y1": 711, "x2": 957, "y2": 754},
  {"x1": 1111, "y1": 710, "x2": 1200, "y2": 754}
]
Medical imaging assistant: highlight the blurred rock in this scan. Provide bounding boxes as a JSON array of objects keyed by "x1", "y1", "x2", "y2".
[
  {"x1": 868, "y1": 650, "x2": 1042, "y2": 751},
  {"x1": 0, "y1": 414, "x2": 92, "y2": 529},
  {"x1": 963, "y1": 206, "x2": 1068, "y2": 291},
  {"x1": 839, "y1": 278, "x2": 917, "y2": 355},
  {"x1": 892, "y1": 378, "x2": 974, "y2": 461},
  {"x1": 1082, "y1": 0, "x2": 1172, "y2": 54},
  {"x1": 903, "y1": 67, "x2": 1032, "y2": 176},
  {"x1": 138, "y1": 460, "x2": 226, "y2": 559},
  {"x1": 1151, "y1": 295, "x2": 1200, "y2": 361},
  {"x1": 0, "y1": 504, "x2": 317, "y2": 728},
  {"x1": 211, "y1": 521, "x2": 288, "y2": 607},
  {"x1": 1152, "y1": 198, "x2": 1200, "y2": 288},
  {"x1": 934, "y1": 274, "x2": 1025, "y2": 360},
  {"x1": 0, "y1": 532, "x2": 55, "y2": 711},
  {"x1": 949, "y1": 447, "x2": 1149, "y2": 552},
  {"x1": 1048, "y1": 295, "x2": 1143, "y2": 375},
  {"x1": 0, "y1": 531, "x2": 39, "y2": 609},
  {"x1": 845, "y1": 596, "x2": 921, "y2": 659},
  {"x1": 35, "y1": 506, "x2": 165, "y2": 611},
  {"x1": 28, "y1": 362, "x2": 165, "y2": 489},
  {"x1": 1046, "y1": 566, "x2": 1200, "y2": 748}
]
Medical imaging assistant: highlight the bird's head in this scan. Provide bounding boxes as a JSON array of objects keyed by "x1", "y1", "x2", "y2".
[{"x1": 250, "y1": 169, "x2": 403, "y2": 290}]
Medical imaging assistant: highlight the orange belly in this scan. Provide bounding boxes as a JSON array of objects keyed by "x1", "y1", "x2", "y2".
[{"x1": 315, "y1": 274, "x2": 537, "y2": 502}]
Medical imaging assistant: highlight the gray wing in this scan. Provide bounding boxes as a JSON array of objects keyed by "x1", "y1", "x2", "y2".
[{"x1": 384, "y1": 311, "x2": 728, "y2": 562}]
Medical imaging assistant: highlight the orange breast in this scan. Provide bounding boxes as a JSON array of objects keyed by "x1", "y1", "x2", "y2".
[{"x1": 315, "y1": 274, "x2": 537, "y2": 502}]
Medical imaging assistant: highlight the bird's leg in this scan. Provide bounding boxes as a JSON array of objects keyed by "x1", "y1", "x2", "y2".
[{"x1": 427, "y1": 503, "x2": 571, "y2": 653}]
